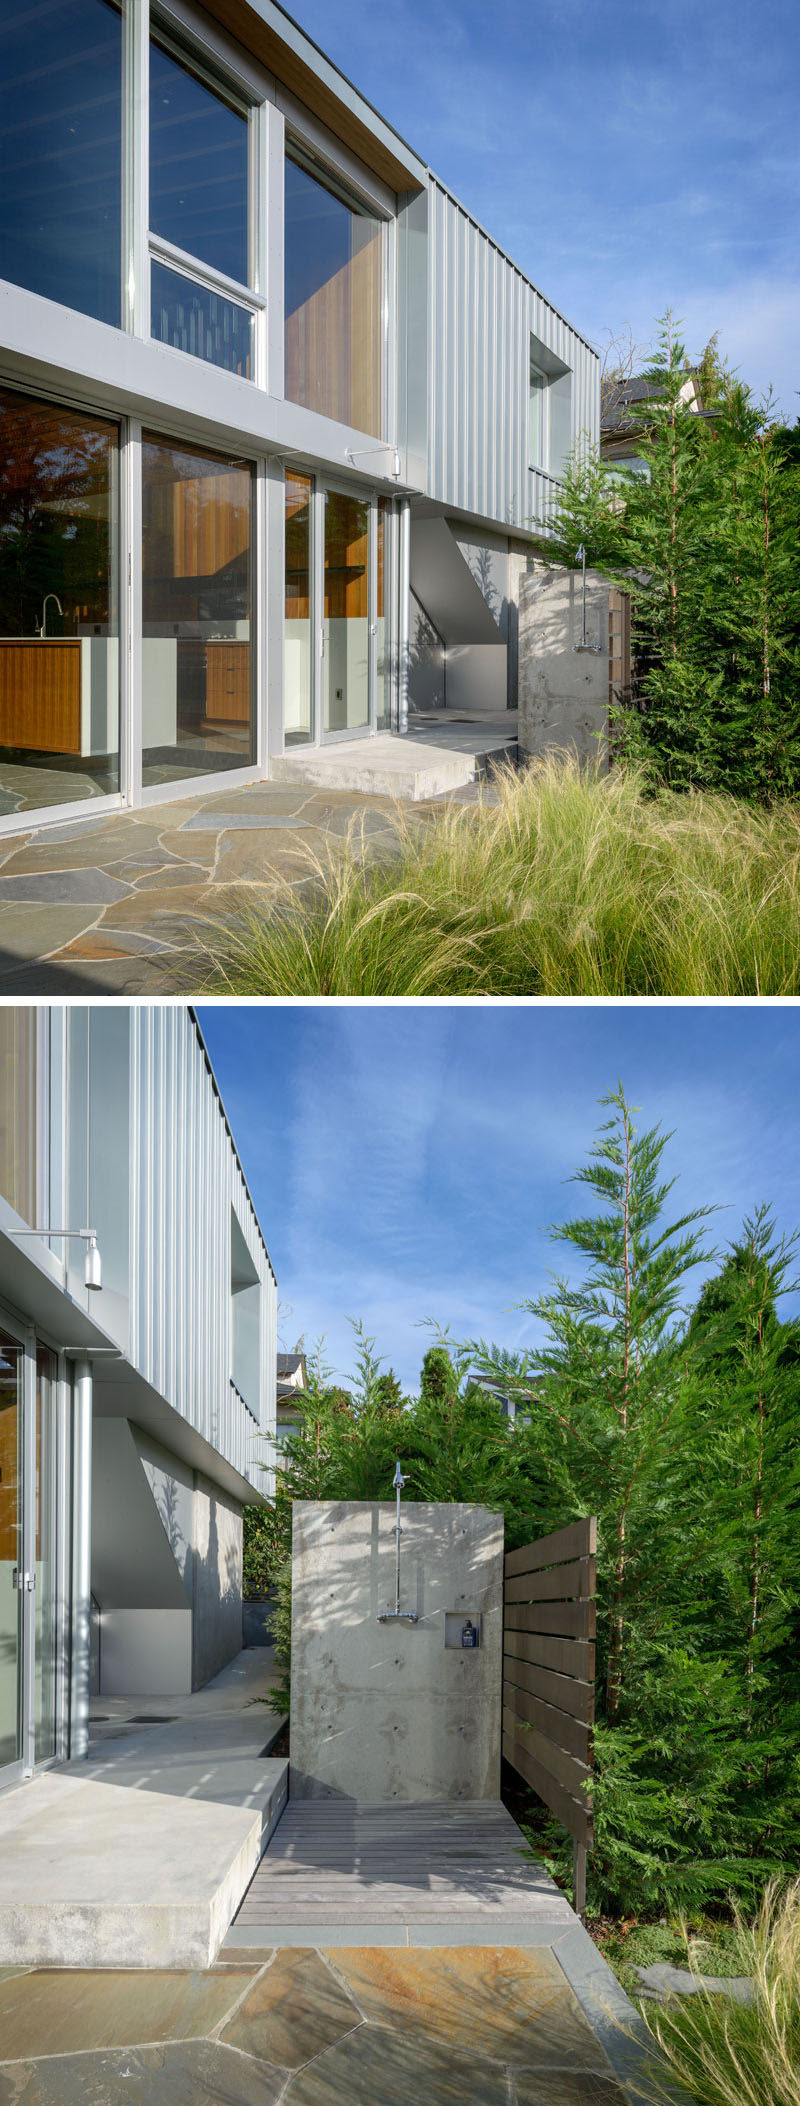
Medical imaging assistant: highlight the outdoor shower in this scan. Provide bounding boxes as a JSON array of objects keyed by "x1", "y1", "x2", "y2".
[{"x1": 377, "y1": 1462, "x2": 419, "y2": 1623}]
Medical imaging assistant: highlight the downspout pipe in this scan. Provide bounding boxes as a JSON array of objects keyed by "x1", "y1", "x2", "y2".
[{"x1": 70, "y1": 1359, "x2": 93, "y2": 1760}]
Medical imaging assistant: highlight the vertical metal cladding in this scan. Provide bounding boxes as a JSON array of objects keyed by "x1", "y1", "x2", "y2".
[
  {"x1": 427, "y1": 178, "x2": 600, "y2": 533},
  {"x1": 129, "y1": 1008, "x2": 276, "y2": 1491}
]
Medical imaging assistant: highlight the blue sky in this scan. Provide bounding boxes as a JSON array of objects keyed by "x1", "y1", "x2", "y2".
[
  {"x1": 198, "y1": 1003, "x2": 800, "y2": 1394},
  {"x1": 288, "y1": 0, "x2": 799, "y2": 420}
]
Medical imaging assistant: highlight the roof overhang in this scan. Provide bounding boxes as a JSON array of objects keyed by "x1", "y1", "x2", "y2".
[{"x1": 202, "y1": 0, "x2": 427, "y2": 194}]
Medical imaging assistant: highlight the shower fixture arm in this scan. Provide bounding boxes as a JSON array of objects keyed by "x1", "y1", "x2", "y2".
[{"x1": 377, "y1": 1461, "x2": 419, "y2": 1623}]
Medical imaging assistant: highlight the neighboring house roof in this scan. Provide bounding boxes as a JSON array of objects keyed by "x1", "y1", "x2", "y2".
[
  {"x1": 277, "y1": 1349, "x2": 308, "y2": 1408},
  {"x1": 601, "y1": 370, "x2": 705, "y2": 440}
]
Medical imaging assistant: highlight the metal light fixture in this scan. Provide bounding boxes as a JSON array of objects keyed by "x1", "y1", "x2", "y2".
[{"x1": 11, "y1": 1228, "x2": 103, "y2": 1291}]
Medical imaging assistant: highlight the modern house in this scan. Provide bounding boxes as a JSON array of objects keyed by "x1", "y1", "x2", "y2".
[
  {"x1": 275, "y1": 1345, "x2": 307, "y2": 1449},
  {"x1": 0, "y1": 1003, "x2": 276, "y2": 1791},
  {"x1": 0, "y1": 0, "x2": 599, "y2": 833}
]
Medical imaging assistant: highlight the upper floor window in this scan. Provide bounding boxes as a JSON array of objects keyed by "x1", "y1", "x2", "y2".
[
  {"x1": 285, "y1": 152, "x2": 383, "y2": 437},
  {"x1": 0, "y1": 0, "x2": 124, "y2": 328},
  {"x1": 529, "y1": 334, "x2": 573, "y2": 478},
  {"x1": 149, "y1": 37, "x2": 256, "y2": 377},
  {"x1": 230, "y1": 1209, "x2": 260, "y2": 1417}
]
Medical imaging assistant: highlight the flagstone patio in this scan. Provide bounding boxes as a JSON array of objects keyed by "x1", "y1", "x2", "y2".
[
  {"x1": 0, "y1": 1942, "x2": 652, "y2": 2105},
  {"x1": 0, "y1": 781, "x2": 424, "y2": 995}
]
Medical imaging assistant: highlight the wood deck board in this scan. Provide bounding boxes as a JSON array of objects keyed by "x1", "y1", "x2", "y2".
[{"x1": 235, "y1": 1799, "x2": 569, "y2": 1928}]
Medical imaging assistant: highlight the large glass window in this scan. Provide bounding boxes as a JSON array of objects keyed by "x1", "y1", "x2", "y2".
[
  {"x1": 142, "y1": 433, "x2": 254, "y2": 785},
  {"x1": 285, "y1": 155, "x2": 383, "y2": 436},
  {"x1": 0, "y1": 389, "x2": 120, "y2": 814},
  {"x1": 0, "y1": 0, "x2": 124, "y2": 328},
  {"x1": 149, "y1": 40, "x2": 253, "y2": 377},
  {"x1": 285, "y1": 473, "x2": 313, "y2": 746},
  {"x1": 323, "y1": 489, "x2": 370, "y2": 735}
]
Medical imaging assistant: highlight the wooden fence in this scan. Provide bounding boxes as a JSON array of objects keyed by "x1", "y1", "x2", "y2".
[{"x1": 502, "y1": 1517, "x2": 596, "y2": 1916}]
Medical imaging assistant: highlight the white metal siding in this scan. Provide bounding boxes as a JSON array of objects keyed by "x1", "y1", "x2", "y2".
[
  {"x1": 427, "y1": 178, "x2": 600, "y2": 533},
  {"x1": 129, "y1": 1008, "x2": 276, "y2": 1492}
]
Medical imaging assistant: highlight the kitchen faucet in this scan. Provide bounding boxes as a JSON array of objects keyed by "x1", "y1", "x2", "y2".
[{"x1": 38, "y1": 593, "x2": 64, "y2": 637}]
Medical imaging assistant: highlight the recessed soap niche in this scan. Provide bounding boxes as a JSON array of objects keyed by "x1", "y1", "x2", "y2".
[{"x1": 444, "y1": 1611, "x2": 483, "y2": 1650}]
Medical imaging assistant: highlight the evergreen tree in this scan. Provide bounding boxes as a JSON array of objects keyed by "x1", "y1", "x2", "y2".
[{"x1": 549, "y1": 312, "x2": 800, "y2": 799}]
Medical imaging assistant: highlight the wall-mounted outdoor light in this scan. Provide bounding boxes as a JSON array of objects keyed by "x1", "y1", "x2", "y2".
[
  {"x1": 11, "y1": 1227, "x2": 103, "y2": 1291},
  {"x1": 377, "y1": 1461, "x2": 419, "y2": 1623}
]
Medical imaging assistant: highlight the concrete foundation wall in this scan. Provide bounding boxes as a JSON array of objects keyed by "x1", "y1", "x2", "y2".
[
  {"x1": 192, "y1": 1474, "x2": 244, "y2": 1688},
  {"x1": 518, "y1": 563, "x2": 610, "y2": 766},
  {"x1": 290, "y1": 1501, "x2": 503, "y2": 1802}
]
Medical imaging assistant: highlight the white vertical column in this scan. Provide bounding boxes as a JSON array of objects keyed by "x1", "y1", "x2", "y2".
[
  {"x1": 70, "y1": 1360, "x2": 93, "y2": 1759},
  {"x1": 398, "y1": 498, "x2": 411, "y2": 735}
]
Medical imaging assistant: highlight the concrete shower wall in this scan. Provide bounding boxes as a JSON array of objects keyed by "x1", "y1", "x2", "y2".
[
  {"x1": 518, "y1": 562, "x2": 610, "y2": 766},
  {"x1": 290, "y1": 1501, "x2": 503, "y2": 1801}
]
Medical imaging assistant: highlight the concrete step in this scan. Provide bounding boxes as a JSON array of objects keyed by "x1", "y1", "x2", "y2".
[
  {"x1": 0, "y1": 1651, "x2": 289, "y2": 1969},
  {"x1": 272, "y1": 731, "x2": 516, "y2": 803}
]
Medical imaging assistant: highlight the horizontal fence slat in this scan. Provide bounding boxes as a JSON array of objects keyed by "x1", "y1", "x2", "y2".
[
  {"x1": 502, "y1": 1705, "x2": 592, "y2": 1802},
  {"x1": 502, "y1": 1729, "x2": 593, "y2": 1848},
  {"x1": 504, "y1": 1629, "x2": 595, "y2": 1682},
  {"x1": 503, "y1": 1557, "x2": 594, "y2": 1605},
  {"x1": 504, "y1": 1599, "x2": 596, "y2": 1641},
  {"x1": 501, "y1": 1654, "x2": 595, "y2": 1725},
  {"x1": 501, "y1": 1676, "x2": 592, "y2": 1763},
  {"x1": 505, "y1": 1518, "x2": 596, "y2": 1580}
]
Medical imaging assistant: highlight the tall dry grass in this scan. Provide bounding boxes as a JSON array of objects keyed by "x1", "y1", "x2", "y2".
[
  {"x1": 638, "y1": 1881, "x2": 800, "y2": 2106},
  {"x1": 205, "y1": 755, "x2": 800, "y2": 996}
]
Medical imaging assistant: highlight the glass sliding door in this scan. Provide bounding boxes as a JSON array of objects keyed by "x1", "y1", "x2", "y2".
[
  {"x1": 0, "y1": 1329, "x2": 23, "y2": 1779},
  {"x1": 323, "y1": 489, "x2": 370, "y2": 738},
  {"x1": 285, "y1": 474, "x2": 313, "y2": 745},
  {"x1": 141, "y1": 434, "x2": 255, "y2": 786},
  {"x1": 0, "y1": 389, "x2": 120, "y2": 817}
]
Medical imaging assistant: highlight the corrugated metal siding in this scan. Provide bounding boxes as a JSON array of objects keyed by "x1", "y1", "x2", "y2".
[
  {"x1": 427, "y1": 178, "x2": 600, "y2": 532},
  {"x1": 129, "y1": 1008, "x2": 276, "y2": 1493}
]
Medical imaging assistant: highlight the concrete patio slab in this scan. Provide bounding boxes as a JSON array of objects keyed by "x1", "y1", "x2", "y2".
[{"x1": 0, "y1": 1651, "x2": 288, "y2": 1970}]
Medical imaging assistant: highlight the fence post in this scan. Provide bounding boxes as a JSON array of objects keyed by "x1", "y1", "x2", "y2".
[{"x1": 573, "y1": 1840, "x2": 586, "y2": 1922}]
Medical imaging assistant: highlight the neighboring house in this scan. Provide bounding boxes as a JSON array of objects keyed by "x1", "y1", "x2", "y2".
[
  {"x1": 601, "y1": 369, "x2": 705, "y2": 478},
  {"x1": 0, "y1": 0, "x2": 599, "y2": 837},
  {"x1": 0, "y1": 1005, "x2": 277, "y2": 1788},
  {"x1": 275, "y1": 1347, "x2": 308, "y2": 1450}
]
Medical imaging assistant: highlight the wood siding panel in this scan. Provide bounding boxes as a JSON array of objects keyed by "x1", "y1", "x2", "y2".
[
  {"x1": 502, "y1": 1653, "x2": 595, "y2": 1725},
  {"x1": 505, "y1": 1518, "x2": 596, "y2": 1578},
  {"x1": 504, "y1": 1557, "x2": 593, "y2": 1604},
  {"x1": 501, "y1": 1676, "x2": 591, "y2": 1763},
  {"x1": 504, "y1": 1629, "x2": 595, "y2": 1682},
  {"x1": 501, "y1": 1706, "x2": 591, "y2": 1799},
  {"x1": 504, "y1": 1598, "x2": 596, "y2": 1642},
  {"x1": 502, "y1": 1729, "x2": 593, "y2": 1848},
  {"x1": 0, "y1": 642, "x2": 81, "y2": 754}
]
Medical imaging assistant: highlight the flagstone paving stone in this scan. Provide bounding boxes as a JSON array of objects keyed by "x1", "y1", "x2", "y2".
[
  {"x1": 220, "y1": 1947, "x2": 361, "y2": 2067},
  {"x1": 0, "y1": 1967, "x2": 259, "y2": 2061},
  {"x1": 0, "y1": 2040, "x2": 286, "y2": 2106},
  {"x1": 515, "y1": 2077, "x2": 628, "y2": 2105},
  {"x1": 324, "y1": 1947, "x2": 611, "y2": 2071},
  {"x1": 280, "y1": 2020, "x2": 506, "y2": 2106}
]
